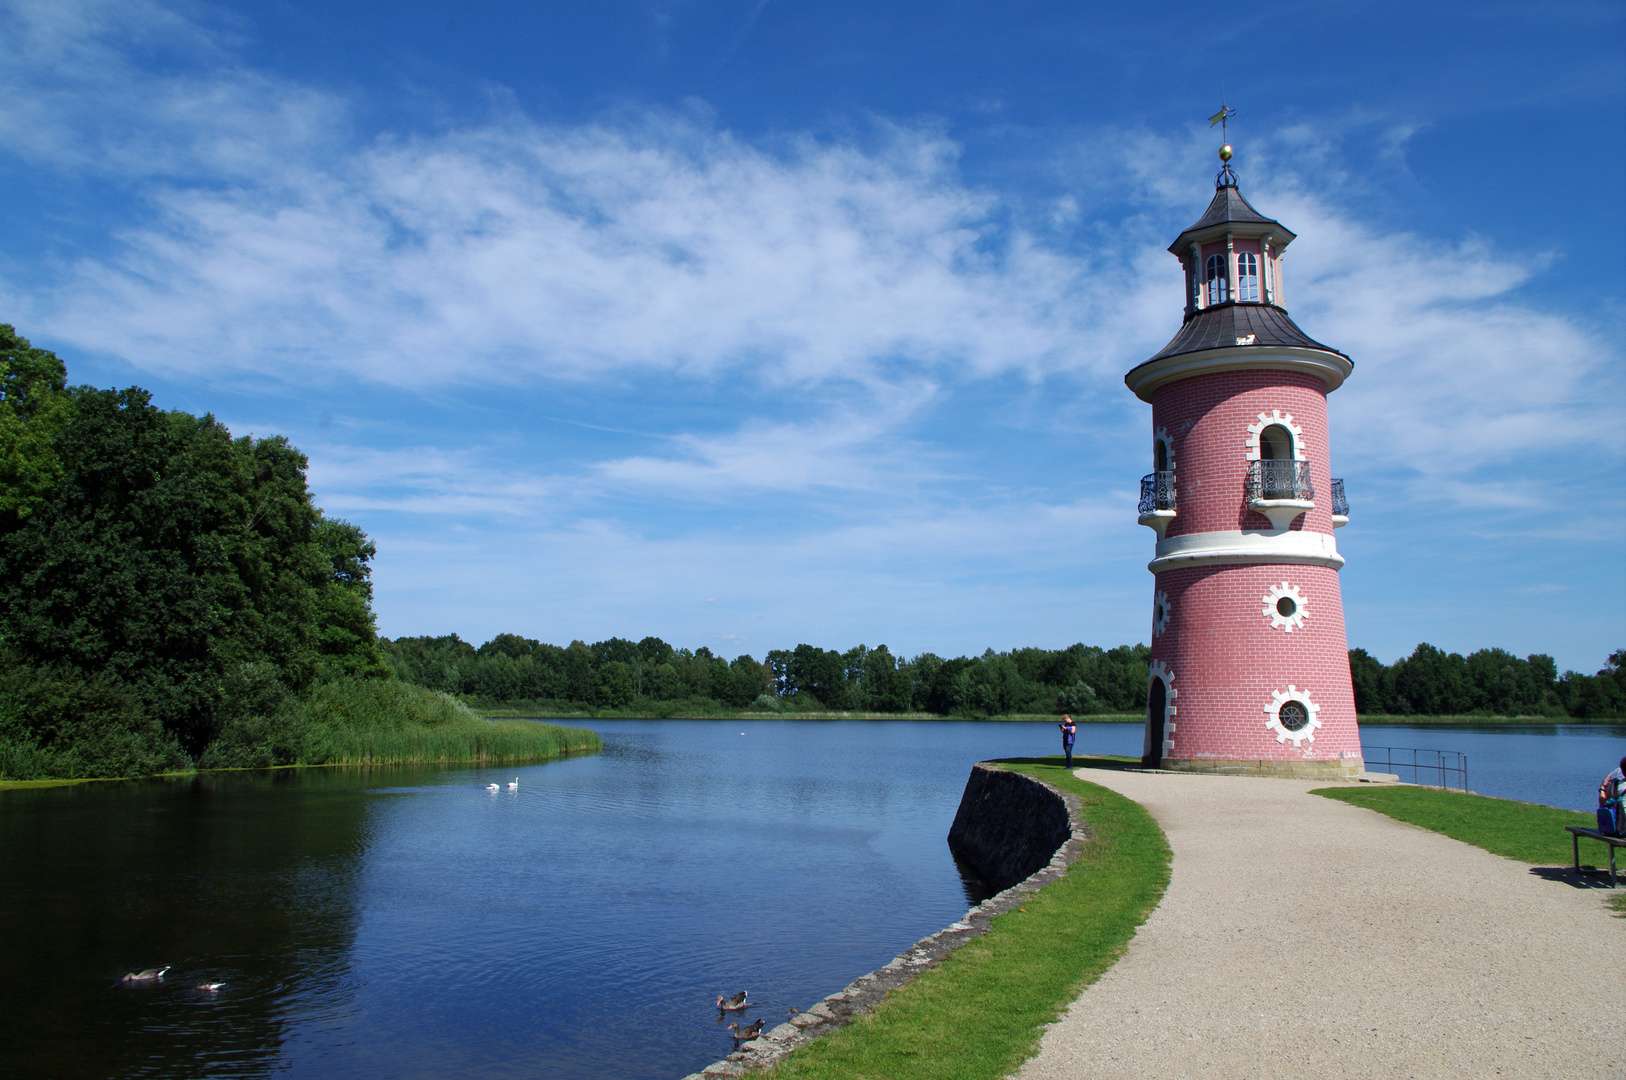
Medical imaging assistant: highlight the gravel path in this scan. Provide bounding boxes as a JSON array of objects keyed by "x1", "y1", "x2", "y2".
[{"x1": 1015, "y1": 771, "x2": 1625, "y2": 1080}]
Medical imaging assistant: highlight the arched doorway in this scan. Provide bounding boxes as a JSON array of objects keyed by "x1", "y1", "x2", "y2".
[{"x1": 1142, "y1": 677, "x2": 1167, "y2": 768}]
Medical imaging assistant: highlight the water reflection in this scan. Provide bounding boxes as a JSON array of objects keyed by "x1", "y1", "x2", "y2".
[{"x1": 0, "y1": 769, "x2": 376, "y2": 1079}]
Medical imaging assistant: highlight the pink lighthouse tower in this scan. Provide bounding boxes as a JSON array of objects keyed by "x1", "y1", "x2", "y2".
[{"x1": 1127, "y1": 133, "x2": 1362, "y2": 777}]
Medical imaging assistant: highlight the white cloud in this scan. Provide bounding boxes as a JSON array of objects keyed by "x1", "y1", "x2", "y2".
[
  {"x1": 1272, "y1": 193, "x2": 1620, "y2": 481},
  {"x1": 593, "y1": 384, "x2": 942, "y2": 497},
  {"x1": 27, "y1": 112, "x2": 1103, "y2": 391}
]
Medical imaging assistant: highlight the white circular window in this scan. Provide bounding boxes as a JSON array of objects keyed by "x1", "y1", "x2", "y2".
[
  {"x1": 1263, "y1": 686, "x2": 1322, "y2": 747},
  {"x1": 1152, "y1": 589, "x2": 1171, "y2": 637},
  {"x1": 1261, "y1": 582, "x2": 1309, "y2": 632}
]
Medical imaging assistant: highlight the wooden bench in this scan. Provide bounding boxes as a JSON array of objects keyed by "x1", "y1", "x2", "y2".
[{"x1": 1566, "y1": 826, "x2": 1626, "y2": 887}]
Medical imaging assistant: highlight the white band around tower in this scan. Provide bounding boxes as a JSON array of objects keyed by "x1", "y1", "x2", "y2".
[
  {"x1": 1124, "y1": 345, "x2": 1353, "y2": 403},
  {"x1": 1150, "y1": 529, "x2": 1343, "y2": 572}
]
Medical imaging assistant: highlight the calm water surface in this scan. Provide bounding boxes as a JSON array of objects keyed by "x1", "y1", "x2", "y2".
[
  {"x1": 0, "y1": 720, "x2": 1088, "y2": 1080},
  {"x1": 4, "y1": 718, "x2": 1621, "y2": 1079}
]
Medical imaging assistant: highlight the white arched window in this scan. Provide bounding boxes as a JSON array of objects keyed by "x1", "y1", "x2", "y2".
[
  {"x1": 1205, "y1": 253, "x2": 1229, "y2": 304},
  {"x1": 1236, "y1": 251, "x2": 1259, "y2": 302},
  {"x1": 1258, "y1": 423, "x2": 1294, "y2": 460}
]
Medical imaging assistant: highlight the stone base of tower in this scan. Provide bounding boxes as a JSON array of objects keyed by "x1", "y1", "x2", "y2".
[{"x1": 1155, "y1": 756, "x2": 1364, "y2": 779}]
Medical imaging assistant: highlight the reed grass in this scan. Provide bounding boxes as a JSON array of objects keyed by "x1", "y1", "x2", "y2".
[
  {"x1": 767, "y1": 758, "x2": 1170, "y2": 1080},
  {"x1": 299, "y1": 679, "x2": 601, "y2": 766}
]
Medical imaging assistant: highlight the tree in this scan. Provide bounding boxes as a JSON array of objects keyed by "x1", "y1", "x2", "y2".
[
  {"x1": 1347, "y1": 648, "x2": 1391, "y2": 714},
  {"x1": 0, "y1": 324, "x2": 72, "y2": 529},
  {"x1": 0, "y1": 361, "x2": 388, "y2": 768}
]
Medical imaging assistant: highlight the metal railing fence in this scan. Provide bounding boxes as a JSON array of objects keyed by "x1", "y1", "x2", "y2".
[
  {"x1": 1331, "y1": 477, "x2": 1349, "y2": 517},
  {"x1": 1362, "y1": 746, "x2": 1467, "y2": 791},
  {"x1": 1138, "y1": 471, "x2": 1176, "y2": 515}
]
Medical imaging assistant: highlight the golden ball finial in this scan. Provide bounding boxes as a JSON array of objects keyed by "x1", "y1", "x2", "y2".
[{"x1": 1218, "y1": 144, "x2": 1233, "y2": 162}]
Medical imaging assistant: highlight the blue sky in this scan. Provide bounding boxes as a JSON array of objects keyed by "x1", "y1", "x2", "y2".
[{"x1": 1, "y1": 0, "x2": 1622, "y2": 671}]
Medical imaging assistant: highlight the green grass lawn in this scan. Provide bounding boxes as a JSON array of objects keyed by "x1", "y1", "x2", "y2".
[
  {"x1": 1312, "y1": 785, "x2": 1625, "y2": 914},
  {"x1": 767, "y1": 758, "x2": 1170, "y2": 1080}
]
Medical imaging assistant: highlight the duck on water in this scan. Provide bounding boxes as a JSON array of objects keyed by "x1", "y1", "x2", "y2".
[{"x1": 121, "y1": 967, "x2": 169, "y2": 984}]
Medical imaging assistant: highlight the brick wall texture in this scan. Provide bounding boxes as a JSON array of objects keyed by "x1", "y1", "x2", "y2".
[
  {"x1": 1151, "y1": 368, "x2": 1337, "y2": 537},
  {"x1": 1144, "y1": 364, "x2": 1360, "y2": 765}
]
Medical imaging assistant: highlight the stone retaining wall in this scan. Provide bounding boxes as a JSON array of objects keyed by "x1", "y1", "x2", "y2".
[
  {"x1": 681, "y1": 763, "x2": 1088, "y2": 1079},
  {"x1": 946, "y1": 761, "x2": 1076, "y2": 892}
]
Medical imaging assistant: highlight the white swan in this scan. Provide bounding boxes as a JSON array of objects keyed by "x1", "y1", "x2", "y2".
[
  {"x1": 485, "y1": 783, "x2": 500, "y2": 792},
  {"x1": 507, "y1": 778, "x2": 518, "y2": 791}
]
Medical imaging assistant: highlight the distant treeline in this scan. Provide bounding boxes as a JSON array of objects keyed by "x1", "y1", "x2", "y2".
[
  {"x1": 385, "y1": 635, "x2": 1626, "y2": 720},
  {"x1": 381, "y1": 636, "x2": 1154, "y2": 717},
  {"x1": 1352, "y1": 644, "x2": 1624, "y2": 719}
]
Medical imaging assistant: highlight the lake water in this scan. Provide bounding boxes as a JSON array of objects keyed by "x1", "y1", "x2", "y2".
[{"x1": 3, "y1": 718, "x2": 1621, "y2": 1079}]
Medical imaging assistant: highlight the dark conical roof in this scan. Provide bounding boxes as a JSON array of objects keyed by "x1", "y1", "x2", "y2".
[
  {"x1": 1138, "y1": 303, "x2": 1346, "y2": 367},
  {"x1": 1167, "y1": 182, "x2": 1295, "y2": 254}
]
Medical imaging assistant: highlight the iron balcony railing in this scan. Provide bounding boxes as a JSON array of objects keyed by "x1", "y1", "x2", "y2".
[
  {"x1": 1138, "y1": 471, "x2": 1176, "y2": 515},
  {"x1": 1245, "y1": 459, "x2": 1314, "y2": 502},
  {"x1": 1331, "y1": 478, "x2": 1349, "y2": 517},
  {"x1": 1362, "y1": 746, "x2": 1467, "y2": 791}
]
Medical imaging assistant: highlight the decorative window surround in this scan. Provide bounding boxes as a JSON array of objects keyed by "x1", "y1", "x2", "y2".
[
  {"x1": 1264, "y1": 685, "x2": 1322, "y2": 747},
  {"x1": 1152, "y1": 590, "x2": 1171, "y2": 637},
  {"x1": 1245, "y1": 409, "x2": 1307, "y2": 462},
  {"x1": 1262, "y1": 581, "x2": 1310, "y2": 632},
  {"x1": 1152, "y1": 426, "x2": 1177, "y2": 474}
]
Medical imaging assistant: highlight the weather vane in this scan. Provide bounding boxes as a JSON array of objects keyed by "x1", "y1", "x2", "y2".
[{"x1": 1208, "y1": 99, "x2": 1238, "y2": 184}]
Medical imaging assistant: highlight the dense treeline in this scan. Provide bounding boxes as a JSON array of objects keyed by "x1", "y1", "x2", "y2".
[
  {"x1": 380, "y1": 635, "x2": 1154, "y2": 717},
  {"x1": 1351, "y1": 644, "x2": 1625, "y2": 719},
  {"x1": 0, "y1": 324, "x2": 595, "y2": 779},
  {"x1": 386, "y1": 633, "x2": 1626, "y2": 720}
]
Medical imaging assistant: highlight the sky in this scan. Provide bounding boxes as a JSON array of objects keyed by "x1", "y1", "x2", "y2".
[{"x1": 0, "y1": 0, "x2": 1622, "y2": 672}]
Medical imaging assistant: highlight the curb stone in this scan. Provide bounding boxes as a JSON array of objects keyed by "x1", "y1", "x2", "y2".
[{"x1": 680, "y1": 763, "x2": 1089, "y2": 1079}]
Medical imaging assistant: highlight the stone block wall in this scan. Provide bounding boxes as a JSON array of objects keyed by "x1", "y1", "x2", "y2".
[{"x1": 946, "y1": 762, "x2": 1074, "y2": 897}]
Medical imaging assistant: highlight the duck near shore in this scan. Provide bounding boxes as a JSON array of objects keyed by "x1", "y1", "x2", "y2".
[
  {"x1": 728, "y1": 1019, "x2": 765, "y2": 1044},
  {"x1": 716, "y1": 991, "x2": 748, "y2": 1012}
]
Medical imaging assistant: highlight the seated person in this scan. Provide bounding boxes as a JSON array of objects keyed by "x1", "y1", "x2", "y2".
[{"x1": 1599, "y1": 756, "x2": 1626, "y2": 835}]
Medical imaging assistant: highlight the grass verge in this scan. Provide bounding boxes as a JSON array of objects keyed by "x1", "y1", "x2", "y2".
[
  {"x1": 1312, "y1": 785, "x2": 1625, "y2": 914},
  {"x1": 766, "y1": 758, "x2": 1170, "y2": 1080}
]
